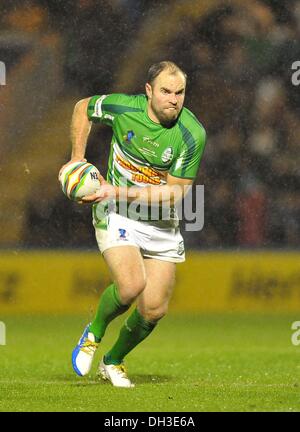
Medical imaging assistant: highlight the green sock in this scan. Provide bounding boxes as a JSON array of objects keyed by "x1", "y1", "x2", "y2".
[
  {"x1": 104, "y1": 308, "x2": 157, "y2": 365},
  {"x1": 89, "y1": 283, "x2": 129, "y2": 341}
]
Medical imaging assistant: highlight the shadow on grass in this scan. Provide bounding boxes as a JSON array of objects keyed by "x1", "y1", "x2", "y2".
[
  {"x1": 130, "y1": 374, "x2": 174, "y2": 384},
  {"x1": 48, "y1": 374, "x2": 99, "y2": 385},
  {"x1": 51, "y1": 373, "x2": 174, "y2": 386}
]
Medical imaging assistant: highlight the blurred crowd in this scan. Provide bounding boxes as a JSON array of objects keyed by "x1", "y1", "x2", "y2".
[
  {"x1": 2, "y1": 0, "x2": 299, "y2": 249},
  {"x1": 168, "y1": 0, "x2": 300, "y2": 249}
]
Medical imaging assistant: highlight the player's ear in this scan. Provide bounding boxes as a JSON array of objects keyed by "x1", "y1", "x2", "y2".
[{"x1": 145, "y1": 82, "x2": 152, "y2": 99}]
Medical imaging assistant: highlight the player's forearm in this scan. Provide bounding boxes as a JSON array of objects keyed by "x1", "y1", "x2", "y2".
[
  {"x1": 70, "y1": 98, "x2": 92, "y2": 159},
  {"x1": 115, "y1": 185, "x2": 185, "y2": 206}
]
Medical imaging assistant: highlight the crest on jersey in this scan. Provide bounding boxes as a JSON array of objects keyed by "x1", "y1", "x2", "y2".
[
  {"x1": 123, "y1": 130, "x2": 135, "y2": 143},
  {"x1": 161, "y1": 147, "x2": 174, "y2": 163}
]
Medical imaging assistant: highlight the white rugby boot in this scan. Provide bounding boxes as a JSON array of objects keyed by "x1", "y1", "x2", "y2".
[
  {"x1": 97, "y1": 357, "x2": 135, "y2": 388},
  {"x1": 72, "y1": 324, "x2": 99, "y2": 376}
]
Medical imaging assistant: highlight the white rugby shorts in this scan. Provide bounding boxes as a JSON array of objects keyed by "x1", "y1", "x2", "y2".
[{"x1": 94, "y1": 212, "x2": 185, "y2": 263}]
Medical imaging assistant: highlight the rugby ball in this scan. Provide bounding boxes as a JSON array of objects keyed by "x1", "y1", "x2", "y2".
[{"x1": 59, "y1": 161, "x2": 101, "y2": 202}]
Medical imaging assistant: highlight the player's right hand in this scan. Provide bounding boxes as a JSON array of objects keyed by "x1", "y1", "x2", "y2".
[
  {"x1": 81, "y1": 173, "x2": 116, "y2": 204},
  {"x1": 58, "y1": 158, "x2": 87, "y2": 181}
]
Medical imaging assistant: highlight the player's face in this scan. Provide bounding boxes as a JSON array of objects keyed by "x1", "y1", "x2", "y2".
[{"x1": 146, "y1": 70, "x2": 186, "y2": 126}]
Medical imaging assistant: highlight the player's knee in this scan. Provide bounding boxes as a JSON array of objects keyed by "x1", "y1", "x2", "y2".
[
  {"x1": 141, "y1": 305, "x2": 168, "y2": 323},
  {"x1": 117, "y1": 278, "x2": 147, "y2": 305}
]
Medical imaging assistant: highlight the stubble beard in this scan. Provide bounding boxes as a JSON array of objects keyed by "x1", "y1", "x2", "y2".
[{"x1": 151, "y1": 101, "x2": 179, "y2": 127}]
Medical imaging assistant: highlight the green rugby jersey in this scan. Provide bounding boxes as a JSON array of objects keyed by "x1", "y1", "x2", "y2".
[{"x1": 87, "y1": 93, "x2": 206, "y2": 223}]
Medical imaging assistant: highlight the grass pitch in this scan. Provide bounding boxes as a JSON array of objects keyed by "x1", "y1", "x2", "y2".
[{"x1": 0, "y1": 313, "x2": 300, "y2": 412}]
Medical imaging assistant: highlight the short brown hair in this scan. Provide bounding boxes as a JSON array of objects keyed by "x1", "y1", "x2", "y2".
[{"x1": 147, "y1": 61, "x2": 187, "y2": 85}]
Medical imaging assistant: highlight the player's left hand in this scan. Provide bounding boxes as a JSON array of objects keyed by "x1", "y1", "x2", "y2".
[{"x1": 80, "y1": 174, "x2": 116, "y2": 204}]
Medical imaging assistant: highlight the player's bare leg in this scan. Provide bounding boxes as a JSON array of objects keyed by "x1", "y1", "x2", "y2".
[
  {"x1": 99, "y1": 258, "x2": 176, "y2": 387},
  {"x1": 72, "y1": 246, "x2": 146, "y2": 377},
  {"x1": 102, "y1": 246, "x2": 147, "y2": 304},
  {"x1": 137, "y1": 258, "x2": 176, "y2": 322},
  {"x1": 89, "y1": 245, "x2": 147, "y2": 339}
]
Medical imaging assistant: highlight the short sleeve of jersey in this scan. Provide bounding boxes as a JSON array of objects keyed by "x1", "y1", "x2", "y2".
[
  {"x1": 169, "y1": 123, "x2": 206, "y2": 179},
  {"x1": 87, "y1": 93, "x2": 140, "y2": 127}
]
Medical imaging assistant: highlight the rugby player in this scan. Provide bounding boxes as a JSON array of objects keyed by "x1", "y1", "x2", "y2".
[{"x1": 60, "y1": 61, "x2": 206, "y2": 387}]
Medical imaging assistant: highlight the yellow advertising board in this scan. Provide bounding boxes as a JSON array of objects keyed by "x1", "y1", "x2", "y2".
[
  {"x1": 0, "y1": 251, "x2": 300, "y2": 314},
  {"x1": 0, "y1": 251, "x2": 111, "y2": 315},
  {"x1": 174, "y1": 251, "x2": 300, "y2": 312}
]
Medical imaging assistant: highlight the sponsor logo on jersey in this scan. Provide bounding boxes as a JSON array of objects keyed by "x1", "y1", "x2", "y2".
[
  {"x1": 123, "y1": 130, "x2": 135, "y2": 143},
  {"x1": 131, "y1": 173, "x2": 161, "y2": 185},
  {"x1": 143, "y1": 136, "x2": 159, "y2": 148},
  {"x1": 140, "y1": 147, "x2": 157, "y2": 157},
  {"x1": 161, "y1": 147, "x2": 174, "y2": 163},
  {"x1": 115, "y1": 153, "x2": 164, "y2": 185}
]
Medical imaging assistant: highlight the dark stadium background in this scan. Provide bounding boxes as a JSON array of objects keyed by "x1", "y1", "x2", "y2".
[
  {"x1": 1, "y1": 0, "x2": 299, "y2": 250},
  {"x1": 1, "y1": 0, "x2": 300, "y2": 413}
]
